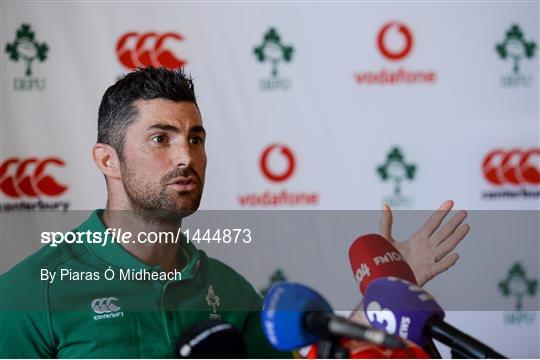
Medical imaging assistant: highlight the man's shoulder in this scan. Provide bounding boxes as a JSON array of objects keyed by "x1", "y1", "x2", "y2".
[{"x1": 1, "y1": 240, "x2": 88, "y2": 301}]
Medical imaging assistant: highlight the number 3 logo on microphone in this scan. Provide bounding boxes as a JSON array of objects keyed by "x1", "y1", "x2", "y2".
[{"x1": 365, "y1": 301, "x2": 397, "y2": 334}]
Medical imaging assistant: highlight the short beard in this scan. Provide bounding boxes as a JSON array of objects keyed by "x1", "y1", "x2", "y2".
[{"x1": 120, "y1": 161, "x2": 202, "y2": 225}]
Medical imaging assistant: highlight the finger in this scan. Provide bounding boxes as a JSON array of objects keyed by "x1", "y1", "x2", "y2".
[
  {"x1": 379, "y1": 204, "x2": 393, "y2": 241},
  {"x1": 429, "y1": 253, "x2": 459, "y2": 281},
  {"x1": 434, "y1": 224, "x2": 470, "y2": 261},
  {"x1": 349, "y1": 301, "x2": 370, "y2": 326},
  {"x1": 431, "y1": 210, "x2": 468, "y2": 246},
  {"x1": 418, "y1": 200, "x2": 454, "y2": 237}
]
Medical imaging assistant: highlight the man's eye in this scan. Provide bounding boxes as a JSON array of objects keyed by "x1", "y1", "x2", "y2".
[
  {"x1": 190, "y1": 136, "x2": 204, "y2": 145},
  {"x1": 151, "y1": 135, "x2": 167, "y2": 144}
]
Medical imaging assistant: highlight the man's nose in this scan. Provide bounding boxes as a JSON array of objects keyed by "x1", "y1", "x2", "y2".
[{"x1": 171, "y1": 142, "x2": 193, "y2": 168}]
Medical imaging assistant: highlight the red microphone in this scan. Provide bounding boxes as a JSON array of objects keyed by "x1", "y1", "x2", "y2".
[
  {"x1": 349, "y1": 234, "x2": 441, "y2": 359},
  {"x1": 349, "y1": 234, "x2": 416, "y2": 294},
  {"x1": 307, "y1": 339, "x2": 430, "y2": 359}
]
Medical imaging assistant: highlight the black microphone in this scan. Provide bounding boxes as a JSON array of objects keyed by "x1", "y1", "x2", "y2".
[
  {"x1": 426, "y1": 318, "x2": 505, "y2": 359},
  {"x1": 304, "y1": 311, "x2": 404, "y2": 349},
  {"x1": 175, "y1": 320, "x2": 246, "y2": 358}
]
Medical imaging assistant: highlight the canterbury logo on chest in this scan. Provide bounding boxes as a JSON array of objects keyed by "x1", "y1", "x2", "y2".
[{"x1": 91, "y1": 297, "x2": 124, "y2": 320}]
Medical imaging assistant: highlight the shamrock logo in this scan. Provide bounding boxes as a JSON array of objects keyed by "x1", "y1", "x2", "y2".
[
  {"x1": 496, "y1": 24, "x2": 536, "y2": 74},
  {"x1": 5, "y1": 24, "x2": 49, "y2": 76},
  {"x1": 499, "y1": 262, "x2": 537, "y2": 311},
  {"x1": 377, "y1": 147, "x2": 416, "y2": 196},
  {"x1": 254, "y1": 28, "x2": 294, "y2": 78}
]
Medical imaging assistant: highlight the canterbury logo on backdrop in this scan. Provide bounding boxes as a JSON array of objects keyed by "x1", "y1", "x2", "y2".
[
  {"x1": 0, "y1": 157, "x2": 68, "y2": 198},
  {"x1": 482, "y1": 148, "x2": 540, "y2": 186},
  {"x1": 116, "y1": 31, "x2": 187, "y2": 69},
  {"x1": 91, "y1": 297, "x2": 121, "y2": 314}
]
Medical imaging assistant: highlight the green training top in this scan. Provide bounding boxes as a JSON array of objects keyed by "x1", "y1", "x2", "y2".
[{"x1": 0, "y1": 210, "x2": 290, "y2": 358}]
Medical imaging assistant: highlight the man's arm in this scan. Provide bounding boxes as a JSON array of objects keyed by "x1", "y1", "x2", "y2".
[
  {"x1": 0, "y1": 273, "x2": 56, "y2": 358},
  {"x1": 0, "y1": 310, "x2": 55, "y2": 358}
]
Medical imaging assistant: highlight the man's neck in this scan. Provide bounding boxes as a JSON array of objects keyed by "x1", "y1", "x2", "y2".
[{"x1": 100, "y1": 209, "x2": 185, "y2": 273}]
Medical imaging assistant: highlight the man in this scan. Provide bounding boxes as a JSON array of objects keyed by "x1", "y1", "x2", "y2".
[{"x1": 0, "y1": 67, "x2": 469, "y2": 358}]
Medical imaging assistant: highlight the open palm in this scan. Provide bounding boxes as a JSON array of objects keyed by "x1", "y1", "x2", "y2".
[{"x1": 379, "y1": 200, "x2": 470, "y2": 286}]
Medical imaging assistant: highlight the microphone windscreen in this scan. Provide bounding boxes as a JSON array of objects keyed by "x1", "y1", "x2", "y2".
[
  {"x1": 363, "y1": 277, "x2": 444, "y2": 347},
  {"x1": 349, "y1": 234, "x2": 416, "y2": 294},
  {"x1": 176, "y1": 320, "x2": 246, "y2": 358},
  {"x1": 307, "y1": 338, "x2": 431, "y2": 359},
  {"x1": 261, "y1": 282, "x2": 333, "y2": 351}
]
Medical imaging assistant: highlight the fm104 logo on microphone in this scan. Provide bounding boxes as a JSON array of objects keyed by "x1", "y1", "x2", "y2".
[
  {"x1": 355, "y1": 21, "x2": 436, "y2": 86},
  {"x1": 0, "y1": 157, "x2": 70, "y2": 212},
  {"x1": 237, "y1": 143, "x2": 319, "y2": 207},
  {"x1": 116, "y1": 31, "x2": 187, "y2": 70},
  {"x1": 481, "y1": 148, "x2": 540, "y2": 200}
]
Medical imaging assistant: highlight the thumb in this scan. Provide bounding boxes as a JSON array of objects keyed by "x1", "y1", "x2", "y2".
[{"x1": 379, "y1": 204, "x2": 393, "y2": 241}]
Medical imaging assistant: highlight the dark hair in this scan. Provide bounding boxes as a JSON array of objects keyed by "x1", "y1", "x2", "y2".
[{"x1": 97, "y1": 67, "x2": 197, "y2": 160}]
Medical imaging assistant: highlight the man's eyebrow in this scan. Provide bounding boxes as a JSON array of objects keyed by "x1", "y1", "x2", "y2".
[
  {"x1": 145, "y1": 123, "x2": 180, "y2": 132},
  {"x1": 190, "y1": 125, "x2": 206, "y2": 134},
  {"x1": 144, "y1": 124, "x2": 206, "y2": 134}
]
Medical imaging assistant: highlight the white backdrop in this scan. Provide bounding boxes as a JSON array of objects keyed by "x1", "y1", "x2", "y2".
[{"x1": 1, "y1": 1, "x2": 539, "y2": 358}]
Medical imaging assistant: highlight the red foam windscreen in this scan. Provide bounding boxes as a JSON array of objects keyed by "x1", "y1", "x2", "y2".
[
  {"x1": 307, "y1": 338, "x2": 430, "y2": 359},
  {"x1": 349, "y1": 234, "x2": 417, "y2": 294}
]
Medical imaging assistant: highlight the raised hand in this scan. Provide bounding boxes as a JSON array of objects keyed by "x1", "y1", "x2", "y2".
[{"x1": 379, "y1": 200, "x2": 470, "y2": 287}]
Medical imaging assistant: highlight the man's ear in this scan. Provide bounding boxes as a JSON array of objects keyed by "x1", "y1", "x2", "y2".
[{"x1": 92, "y1": 143, "x2": 121, "y2": 180}]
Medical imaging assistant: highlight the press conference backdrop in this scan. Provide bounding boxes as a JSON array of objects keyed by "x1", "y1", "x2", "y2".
[{"x1": 1, "y1": 1, "x2": 539, "y2": 358}]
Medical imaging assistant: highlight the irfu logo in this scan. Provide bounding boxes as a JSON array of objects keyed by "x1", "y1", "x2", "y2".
[
  {"x1": 496, "y1": 25, "x2": 536, "y2": 74},
  {"x1": 205, "y1": 285, "x2": 221, "y2": 320},
  {"x1": 377, "y1": 147, "x2": 416, "y2": 208},
  {"x1": 253, "y1": 28, "x2": 294, "y2": 91},
  {"x1": 5, "y1": 24, "x2": 48, "y2": 91},
  {"x1": 496, "y1": 24, "x2": 536, "y2": 88},
  {"x1": 499, "y1": 262, "x2": 537, "y2": 311},
  {"x1": 260, "y1": 268, "x2": 287, "y2": 297},
  {"x1": 5, "y1": 24, "x2": 48, "y2": 76}
]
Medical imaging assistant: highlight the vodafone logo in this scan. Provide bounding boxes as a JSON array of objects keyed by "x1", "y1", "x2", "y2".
[
  {"x1": 482, "y1": 148, "x2": 540, "y2": 186},
  {"x1": 116, "y1": 32, "x2": 186, "y2": 70},
  {"x1": 0, "y1": 157, "x2": 68, "y2": 198},
  {"x1": 355, "y1": 21, "x2": 435, "y2": 85},
  {"x1": 377, "y1": 21, "x2": 413, "y2": 61},
  {"x1": 238, "y1": 143, "x2": 319, "y2": 207},
  {"x1": 259, "y1": 143, "x2": 296, "y2": 183}
]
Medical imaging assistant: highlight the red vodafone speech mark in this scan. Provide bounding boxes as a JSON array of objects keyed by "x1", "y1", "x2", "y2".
[
  {"x1": 377, "y1": 21, "x2": 413, "y2": 61},
  {"x1": 0, "y1": 157, "x2": 68, "y2": 198},
  {"x1": 259, "y1": 144, "x2": 296, "y2": 183},
  {"x1": 116, "y1": 31, "x2": 186, "y2": 70},
  {"x1": 482, "y1": 148, "x2": 540, "y2": 186}
]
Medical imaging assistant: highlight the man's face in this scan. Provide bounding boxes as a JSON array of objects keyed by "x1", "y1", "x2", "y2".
[{"x1": 119, "y1": 98, "x2": 206, "y2": 222}]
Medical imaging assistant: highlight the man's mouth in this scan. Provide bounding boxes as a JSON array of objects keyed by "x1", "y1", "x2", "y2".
[{"x1": 167, "y1": 176, "x2": 197, "y2": 192}]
